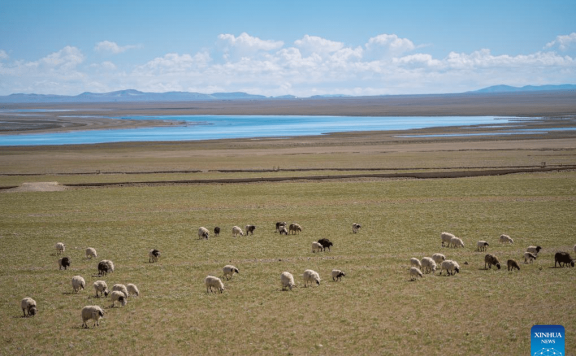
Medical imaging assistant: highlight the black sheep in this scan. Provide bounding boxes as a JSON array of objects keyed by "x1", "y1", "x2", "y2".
[
  {"x1": 246, "y1": 225, "x2": 256, "y2": 235},
  {"x1": 555, "y1": 252, "x2": 575, "y2": 267},
  {"x1": 214, "y1": 227, "x2": 220, "y2": 237},
  {"x1": 98, "y1": 261, "x2": 109, "y2": 276},
  {"x1": 59, "y1": 257, "x2": 71, "y2": 270},
  {"x1": 317, "y1": 238, "x2": 333, "y2": 252}
]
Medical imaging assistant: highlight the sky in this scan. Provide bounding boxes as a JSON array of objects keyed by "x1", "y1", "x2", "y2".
[{"x1": 0, "y1": 0, "x2": 575, "y2": 97}]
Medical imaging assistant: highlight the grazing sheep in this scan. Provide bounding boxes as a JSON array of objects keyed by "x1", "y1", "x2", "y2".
[
  {"x1": 214, "y1": 227, "x2": 220, "y2": 237},
  {"x1": 198, "y1": 227, "x2": 210, "y2": 240},
  {"x1": 58, "y1": 257, "x2": 71, "y2": 270},
  {"x1": 302, "y1": 269, "x2": 321, "y2": 287},
  {"x1": 524, "y1": 252, "x2": 537, "y2": 264},
  {"x1": 55, "y1": 242, "x2": 65, "y2": 255},
  {"x1": 232, "y1": 226, "x2": 244, "y2": 237},
  {"x1": 98, "y1": 260, "x2": 114, "y2": 276},
  {"x1": 149, "y1": 249, "x2": 161, "y2": 263},
  {"x1": 477, "y1": 241, "x2": 489, "y2": 252},
  {"x1": 275, "y1": 222, "x2": 287, "y2": 233},
  {"x1": 484, "y1": 254, "x2": 501, "y2": 270},
  {"x1": 410, "y1": 267, "x2": 423, "y2": 280},
  {"x1": 71, "y1": 275, "x2": 86, "y2": 293},
  {"x1": 500, "y1": 234, "x2": 514, "y2": 244},
  {"x1": 93, "y1": 280, "x2": 109, "y2": 298},
  {"x1": 110, "y1": 291, "x2": 127, "y2": 307},
  {"x1": 223, "y1": 265, "x2": 239, "y2": 280},
  {"x1": 421, "y1": 257, "x2": 437, "y2": 274},
  {"x1": 410, "y1": 258, "x2": 422, "y2": 269},
  {"x1": 126, "y1": 283, "x2": 139, "y2": 297},
  {"x1": 289, "y1": 223, "x2": 302, "y2": 235},
  {"x1": 450, "y1": 236, "x2": 465, "y2": 248},
  {"x1": 245, "y1": 225, "x2": 256, "y2": 235},
  {"x1": 112, "y1": 284, "x2": 129, "y2": 298},
  {"x1": 278, "y1": 226, "x2": 288, "y2": 235},
  {"x1": 432, "y1": 253, "x2": 446, "y2": 266},
  {"x1": 440, "y1": 260, "x2": 460, "y2": 276},
  {"x1": 280, "y1": 271, "x2": 296, "y2": 290},
  {"x1": 507, "y1": 259, "x2": 520, "y2": 271},
  {"x1": 527, "y1": 246, "x2": 543, "y2": 255},
  {"x1": 317, "y1": 238, "x2": 333, "y2": 251},
  {"x1": 554, "y1": 252, "x2": 575, "y2": 268},
  {"x1": 331, "y1": 269, "x2": 346, "y2": 281},
  {"x1": 81, "y1": 305, "x2": 104, "y2": 328},
  {"x1": 21, "y1": 297, "x2": 37, "y2": 317},
  {"x1": 441, "y1": 232, "x2": 455, "y2": 247},
  {"x1": 205, "y1": 276, "x2": 225, "y2": 293},
  {"x1": 352, "y1": 223, "x2": 361, "y2": 233},
  {"x1": 85, "y1": 247, "x2": 97, "y2": 259},
  {"x1": 312, "y1": 241, "x2": 323, "y2": 253}
]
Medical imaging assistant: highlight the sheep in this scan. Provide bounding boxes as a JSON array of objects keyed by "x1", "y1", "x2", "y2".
[
  {"x1": 554, "y1": 252, "x2": 575, "y2": 268},
  {"x1": 71, "y1": 275, "x2": 86, "y2": 293},
  {"x1": 58, "y1": 257, "x2": 71, "y2": 270},
  {"x1": 110, "y1": 291, "x2": 127, "y2": 307},
  {"x1": 98, "y1": 260, "x2": 114, "y2": 276},
  {"x1": 149, "y1": 249, "x2": 161, "y2": 263},
  {"x1": 484, "y1": 254, "x2": 501, "y2": 270},
  {"x1": 198, "y1": 227, "x2": 209, "y2": 240},
  {"x1": 441, "y1": 232, "x2": 455, "y2": 247},
  {"x1": 507, "y1": 259, "x2": 520, "y2": 271},
  {"x1": 275, "y1": 222, "x2": 287, "y2": 233},
  {"x1": 450, "y1": 236, "x2": 465, "y2": 248},
  {"x1": 85, "y1": 247, "x2": 97, "y2": 259},
  {"x1": 331, "y1": 269, "x2": 345, "y2": 281},
  {"x1": 232, "y1": 226, "x2": 244, "y2": 237},
  {"x1": 500, "y1": 234, "x2": 514, "y2": 244},
  {"x1": 223, "y1": 265, "x2": 239, "y2": 280},
  {"x1": 574, "y1": 244, "x2": 576, "y2": 254},
  {"x1": 302, "y1": 269, "x2": 321, "y2": 287},
  {"x1": 214, "y1": 227, "x2": 220, "y2": 237},
  {"x1": 112, "y1": 284, "x2": 129, "y2": 298},
  {"x1": 127, "y1": 283, "x2": 139, "y2": 297},
  {"x1": 352, "y1": 223, "x2": 361, "y2": 233},
  {"x1": 317, "y1": 238, "x2": 333, "y2": 251},
  {"x1": 432, "y1": 253, "x2": 446, "y2": 266},
  {"x1": 421, "y1": 257, "x2": 437, "y2": 274},
  {"x1": 524, "y1": 252, "x2": 537, "y2": 264},
  {"x1": 410, "y1": 267, "x2": 423, "y2": 281},
  {"x1": 278, "y1": 226, "x2": 288, "y2": 235},
  {"x1": 410, "y1": 257, "x2": 422, "y2": 269},
  {"x1": 81, "y1": 305, "x2": 104, "y2": 328},
  {"x1": 527, "y1": 246, "x2": 543, "y2": 255},
  {"x1": 55, "y1": 242, "x2": 65, "y2": 255},
  {"x1": 280, "y1": 271, "x2": 296, "y2": 290},
  {"x1": 289, "y1": 223, "x2": 302, "y2": 235},
  {"x1": 440, "y1": 260, "x2": 460, "y2": 276},
  {"x1": 93, "y1": 280, "x2": 109, "y2": 298},
  {"x1": 312, "y1": 241, "x2": 323, "y2": 253},
  {"x1": 245, "y1": 225, "x2": 256, "y2": 235},
  {"x1": 205, "y1": 276, "x2": 225, "y2": 293},
  {"x1": 21, "y1": 297, "x2": 37, "y2": 317},
  {"x1": 477, "y1": 241, "x2": 489, "y2": 252}
]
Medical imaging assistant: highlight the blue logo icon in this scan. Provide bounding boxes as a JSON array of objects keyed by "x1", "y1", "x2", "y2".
[{"x1": 531, "y1": 325, "x2": 565, "y2": 356}]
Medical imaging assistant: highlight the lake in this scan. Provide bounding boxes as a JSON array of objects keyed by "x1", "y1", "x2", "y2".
[{"x1": 0, "y1": 115, "x2": 517, "y2": 146}]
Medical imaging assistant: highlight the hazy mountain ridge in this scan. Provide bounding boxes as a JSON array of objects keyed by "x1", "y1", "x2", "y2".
[{"x1": 471, "y1": 84, "x2": 576, "y2": 93}]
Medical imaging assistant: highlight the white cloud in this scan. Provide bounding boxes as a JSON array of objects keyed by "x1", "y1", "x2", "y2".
[
  {"x1": 294, "y1": 35, "x2": 344, "y2": 56},
  {"x1": 0, "y1": 50, "x2": 8, "y2": 60},
  {"x1": 365, "y1": 34, "x2": 415, "y2": 58},
  {"x1": 90, "y1": 61, "x2": 117, "y2": 70},
  {"x1": 94, "y1": 40, "x2": 139, "y2": 54},
  {"x1": 545, "y1": 32, "x2": 576, "y2": 51},
  {"x1": 216, "y1": 33, "x2": 283, "y2": 60}
]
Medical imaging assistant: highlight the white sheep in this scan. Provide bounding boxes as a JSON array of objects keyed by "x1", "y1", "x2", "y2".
[
  {"x1": 71, "y1": 275, "x2": 86, "y2": 293},
  {"x1": 524, "y1": 252, "x2": 537, "y2": 264},
  {"x1": 149, "y1": 249, "x2": 161, "y2": 263},
  {"x1": 289, "y1": 223, "x2": 302, "y2": 235},
  {"x1": 127, "y1": 283, "x2": 139, "y2": 297},
  {"x1": 441, "y1": 232, "x2": 455, "y2": 247},
  {"x1": 232, "y1": 226, "x2": 244, "y2": 237},
  {"x1": 499, "y1": 234, "x2": 514, "y2": 244},
  {"x1": 93, "y1": 280, "x2": 109, "y2": 298},
  {"x1": 312, "y1": 241, "x2": 323, "y2": 253},
  {"x1": 55, "y1": 242, "x2": 65, "y2": 255},
  {"x1": 410, "y1": 257, "x2": 422, "y2": 268},
  {"x1": 440, "y1": 260, "x2": 460, "y2": 276},
  {"x1": 110, "y1": 291, "x2": 127, "y2": 307},
  {"x1": 223, "y1": 265, "x2": 239, "y2": 280},
  {"x1": 331, "y1": 269, "x2": 346, "y2": 281},
  {"x1": 81, "y1": 305, "x2": 104, "y2": 328},
  {"x1": 421, "y1": 257, "x2": 437, "y2": 274},
  {"x1": 477, "y1": 241, "x2": 489, "y2": 252},
  {"x1": 112, "y1": 284, "x2": 128, "y2": 298},
  {"x1": 205, "y1": 275, "x2": 225, "y2": 293},
  {"x1": 410, "y1": 267, "x2": 423, "y2": 280},
  {"x1": 21, "y1": 297, "x2": 37, "y2": 317},
  {"x1": 198, "y1": 227, "x2": 210, "y2": 240},
  {"x1": 85, "y1": 247, "x2": 97, "y2": 259},
  {"x1": 432, "y1": 253, "x2": 446, "y2": 266},
  {"x1": 450, "y1": 236, "x2": 465, "y2": 248},
  {"x1": 527, "y1": 246, "x2": 543, "y2": 255},
  {"x1": 302, "y1": 269, "x2": 321, "y2": 287},
  {"x1": 281, "y1": 271, "x2": 296, "y2": 290},
  {"x1": 352, "y1": 223, "x2": 361, "y2": 233}
]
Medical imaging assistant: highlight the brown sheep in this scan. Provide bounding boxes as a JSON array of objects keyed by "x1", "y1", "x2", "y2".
[
  {"x1": 484, "y1": 254, "x2": 501, "y2": 270},
  {"x1": 507, "y1": 259, "x2": 520, "y2": 271}
]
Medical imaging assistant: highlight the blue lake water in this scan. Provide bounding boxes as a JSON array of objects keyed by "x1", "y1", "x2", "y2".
[{"x1": 0, "y1": 115, "x2": 529, "y2": 146}]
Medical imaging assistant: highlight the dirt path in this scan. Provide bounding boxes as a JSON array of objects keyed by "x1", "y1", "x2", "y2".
[{"x1": 3, "y1": 182, "x2": 66, "y2": 192}]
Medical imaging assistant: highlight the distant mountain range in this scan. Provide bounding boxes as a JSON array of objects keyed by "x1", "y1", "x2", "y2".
[{"x1": 0, "y1": 85, "x2": 574, "y2": 103}]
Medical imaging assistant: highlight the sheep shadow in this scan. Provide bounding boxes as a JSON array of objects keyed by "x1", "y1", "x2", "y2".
[{"x1": 62, "y1": 291, "x2": 75, "y2": 295}]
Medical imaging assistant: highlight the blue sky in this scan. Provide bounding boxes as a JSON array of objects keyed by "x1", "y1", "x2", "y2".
[{"x1": 1, "y1": 0, "x2": 575, "y2": 96}]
